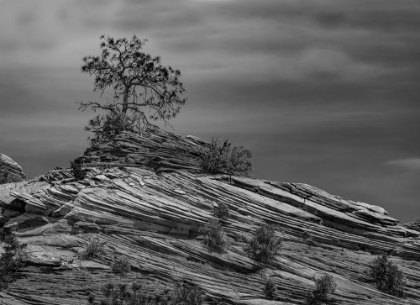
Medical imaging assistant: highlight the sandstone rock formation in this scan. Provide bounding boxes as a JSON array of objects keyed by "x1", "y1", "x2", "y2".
[
  {"x1": 0, "y1": 129, "x2": 419, "y2": 305},
  {"x1": 0, "y1": 154, "x2": 26, "y2": 184}
]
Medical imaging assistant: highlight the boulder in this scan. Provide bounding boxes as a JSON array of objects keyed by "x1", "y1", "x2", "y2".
[{"x1": 0, "y1": 153, "x2": 26, "y2": 184}]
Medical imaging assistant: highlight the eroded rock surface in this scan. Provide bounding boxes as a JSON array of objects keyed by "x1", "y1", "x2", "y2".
[
  {"x1": 77, "y1": 127, "x2": 207, "y2": 174},
  {"x1": 0, "y1": 154, "x2": 26, "y2": 184},
  {"x1": 0, "y1": 130, "x2": 419, "y2": 305}
]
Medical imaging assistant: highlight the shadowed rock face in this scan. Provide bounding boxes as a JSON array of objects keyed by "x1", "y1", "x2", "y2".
[
  {"x1": 0, "y1": 154, "x2": 26, "y2": 184},
  {"x1": 0, "y1": 129, "x2": 419, "y2": 305}
]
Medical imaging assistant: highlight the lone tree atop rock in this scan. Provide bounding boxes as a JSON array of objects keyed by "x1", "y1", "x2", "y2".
[{"x1": 80, "y1": 35, "x2": 186, "y2": 144}]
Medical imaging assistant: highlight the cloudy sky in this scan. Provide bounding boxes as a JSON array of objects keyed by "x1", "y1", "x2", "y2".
[{"x1": 1, "y1": 0, "x2": 419, "y2": 222}]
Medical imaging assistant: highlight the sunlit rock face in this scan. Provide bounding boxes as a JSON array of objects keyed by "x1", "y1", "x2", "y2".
[
  {"x1": 0, "y1": 129, "x2": 419, "y2": 305},
  {"x1": 0, "y1": 153, "x2": 26, "y2": 184}
]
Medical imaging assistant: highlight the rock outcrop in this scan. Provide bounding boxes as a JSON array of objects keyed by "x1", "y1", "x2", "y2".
[
  {"x1": 0, "y1": 129, "x2": 419, "y2": 305},
  {"x1": 76, "y1": 127, "x2": 207, "y2": 174},
  {"x1": 0, "y1": 154, "x2": 26, "y2": 184}
]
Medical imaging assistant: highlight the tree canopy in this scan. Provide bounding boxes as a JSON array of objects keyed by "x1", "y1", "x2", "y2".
[{"x1": 80, "y1": 35, "x2": 186, "y2": 144}]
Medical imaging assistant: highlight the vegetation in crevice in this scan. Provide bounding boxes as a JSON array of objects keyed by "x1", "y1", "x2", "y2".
[
  {"x1": 111, "y1": 256, "x2": 131, "y2": 275},
  {"x1": 70, "y1": 160, "x2": 87, "y2": 180},
  {"x1": 78, "y1": 237, "x2": 106, "y2": 260},
  {"x1": 0, "y1": 231, "x2": 27, "y2": 290},
  {"x1": 198, "y1": 138, "x2": 252, "y2": 176},
  {"x1": 367, "y1": 253, "x2": 406, "y2": 298},
  {"x1": 305, "y1": 274, "x2": 337, "y2": 305},
  {"x1": 264, "y1": 278, "x2": 278, "y2": 300},
  {"x1": 87, "y1": 282, "x2": 204, "y2": 305},
  {"x1": 243, "y1": 224, "x2": 282, "y2": 264},
  {"x1": 199, "y1": 218, "x2": 229, "y2": 254},
  {"x1": 212, "y1": 202, "x2": 230, "y2": 221}
]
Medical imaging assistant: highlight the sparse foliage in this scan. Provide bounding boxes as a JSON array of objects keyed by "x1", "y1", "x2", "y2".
[
  {"x1": 198, "y1": 138, "x2": 252, "y2": 176},
  {"x1": 78, "y1": 237, "x2": 106, "y2": 260},
  {"x1": 368, "y1": 253, "x2": 406, "y2": 297},
  {"x1": 199, "y1": 218, "x2": 228, "y2": 254},
  {"x1": 111, "y1": 256, "x2": 131, "y2": 275},
  {"x1": 87, "y1": 282, "x2": 203, "y2": 305},
  {"x1": 264, "y1": 278, "x2": 277, "y2": 300},
  {"x1": 88, "y1": 282, "x2": 172, "y2": 305},
  {"x1": 85, "y1": 111, "x2": 138, "y2": 146},
  {"x1": 172, "y1": 282, "x2": 204, "y2": 305},
  {"x1": 306, "y1": 274, "x2": 337, "y2": 305},
  {"x1": 0, "y1": 231, "x2": 27, "y2": 290},
  {"x1": 80, "y1": 35, "x2": 186, "y2": 144},
  {"x1": 244, "y1": 224, "x2": 282, "y2": 264},
  {"x1": 70, "y1": 161, "x2": 87, "y2": 180},
  {"x1": 212, "y1": 202, "x2": 230, "y2": 220}
]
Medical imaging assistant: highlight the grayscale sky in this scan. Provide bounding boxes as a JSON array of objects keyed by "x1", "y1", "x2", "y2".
[{"x1": 1, "y1": 0, "x2": 419, "y2": 222}]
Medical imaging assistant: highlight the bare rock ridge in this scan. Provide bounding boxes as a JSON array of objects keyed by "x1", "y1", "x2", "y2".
[
  {"x1": 0, "y1": 128, "x2": 419, "y2": 305},
  {"x1": 0, "y1": 153, "x2": 26, "y2": 183}
]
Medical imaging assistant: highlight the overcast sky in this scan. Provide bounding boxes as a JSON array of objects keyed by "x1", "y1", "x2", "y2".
[{"x1": 1, "y1": 0, "x2": 419, "y2": 222}]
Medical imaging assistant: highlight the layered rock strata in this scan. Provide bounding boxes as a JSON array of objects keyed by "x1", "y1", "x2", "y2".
[{"x1": 0, "y1": 130, "x2": 419, "y2": 305}]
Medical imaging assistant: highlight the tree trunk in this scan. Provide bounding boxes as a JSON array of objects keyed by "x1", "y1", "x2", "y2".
[{"x1": 122, "y1": 87, "x2": 129, "y2": 114}]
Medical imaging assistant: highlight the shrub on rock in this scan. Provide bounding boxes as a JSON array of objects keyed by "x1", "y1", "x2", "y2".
[
  {"x1": 88, "y1": 281, "x2": 203, "y2": 305},
  {"x1": 0, "y1": 232, "x2": 27, "y2": 290},
  {"x1": 212, "y1": 202, "x2": 230, "y2": 220},
  {"x1": 70, "y1": 161, "x2": 87, "y2": 181},
  {"x1": 199, "y1": 218, "x2": 228, "y2": 254},
  {"x1": 264, "y1": 278, "x2": 278, "y2": 300},
  {"x1": 199, "y1": 138, "x2": 252, "y2": 176},
  {"x1": 306, "y1": 273, "x2": 337, "y2": 305},
  {"x1": 244, "y1": 224, "x2": 282, "y2": 264},
  {"x1": 111, "y1": 256, "x2": 131, "y2": 275},
  {"x1": 78, "y1": 237, "x2": 106, "y2": 260},
  {"x1": 368, "y1": 253, "x2": 406, "y2": 298}
]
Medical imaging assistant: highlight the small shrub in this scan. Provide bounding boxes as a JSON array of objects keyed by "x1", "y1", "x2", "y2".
[
  {"x1": 86, "y1": 111, "x2": 138, "y2": 146},
  {"x1": 244, "y1": 224, "x2": 282, "y2": 264},
  {"x1": 212, "y1": 202, "x2": 229, "y2": 220},
  {"x1": 199, "y1": 218, "x2": 228, "y2": 254},
  {"x1": 70, "y1": 161, "x2": 87, "y2": 180},
  {"x1": 88, "y1": 281, "x2": 203, "y2": 305},
  {"x1": 264, "y1": 278, "x2": 277, "y2": 300},
  {"x1": 172, "y1": 282, "x2": 204, "y2": 305},
  {"x1": 306, "y1": 274, "x2": 337, "y2": 305},
  {"x1": 368, "y1": 253, "x2": 406, "y2": 297},
  {"x1": 0, "y1": 232, "x2": 27, "y2": 290},
  {"x1": 111, "y1": 256, "x2": 131, "y2": 275},
  {"x1": 78, "y1": 237, "x2": 106, "y2": 260},
  {"x1": 199, "y1": 138, "x2": 252, "y2": 176},
  {"x1": 88, "y1": 282, "x2": 173, "y2": 305}
]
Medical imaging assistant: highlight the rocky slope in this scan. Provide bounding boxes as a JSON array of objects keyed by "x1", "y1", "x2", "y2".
[
  {"x1": 0, "y1": 153, "x2": 26, "y2": 183},
  {"x1": 0, "y1": 128, "x2": 419, "y2": 305}
]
